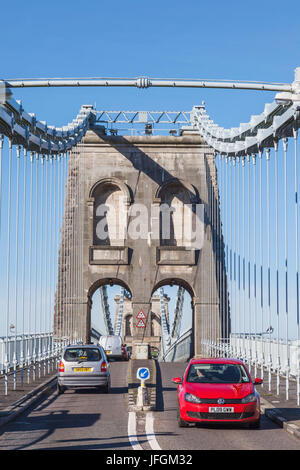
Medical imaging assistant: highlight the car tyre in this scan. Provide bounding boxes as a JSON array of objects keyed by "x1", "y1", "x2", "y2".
[
  {"x1": 248, "y1": 416, "x2": 261, "y2": 429},
  {"x1": 101, "y1": 380, "x2": 110, "y2": 394},
  {"x1": 57, "y1": 384, "x2": 65, "y2": 395},
  {"x1": 177, "y1": 408, "x2": 189, "y2": 428}
]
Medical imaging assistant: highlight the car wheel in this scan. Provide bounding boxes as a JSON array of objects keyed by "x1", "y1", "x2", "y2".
[
  {"x1": 177, "y1": 407, "x2": 189, "y2": 427},
  {"x1": 103, "y1": 380, "x2": 110, "y2": 394},
  {"x1": 57, "y1": 384, "x2": 65, "y2": 395},
  {"x1": 249, "y1": 417, "x2": 261, "y2": 429}
]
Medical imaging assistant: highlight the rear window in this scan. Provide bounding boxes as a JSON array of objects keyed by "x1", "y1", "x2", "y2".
[
  {"x1": 64, "y1": 348, "x2": 101, "y2": 362},
  {"x1": 100, "y1": 336, "x2": 122, "y2": 345}
]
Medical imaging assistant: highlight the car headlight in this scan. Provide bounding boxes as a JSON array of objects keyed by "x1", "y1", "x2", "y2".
[
  {"x1": 241, "y1": 393, "x2": 257, "y2": 404},
  {"x1": 184, "y1": 393, "x2": 201, "y2": 404}
]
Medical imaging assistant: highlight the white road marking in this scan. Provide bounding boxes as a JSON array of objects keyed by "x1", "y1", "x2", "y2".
[
  {"x1": 128, "y1": 411, "x2": 143, "y2": 450},
  {"x1": 146, "y1": 412, "x2": 162, "y2": 450},
  {"x1": 128, "y1": 411, "x2": 162, "y2": 451}
]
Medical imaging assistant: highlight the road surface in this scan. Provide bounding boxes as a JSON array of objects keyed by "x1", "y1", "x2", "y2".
[{"x1": 0, "y1": 361, "x2": 299, "y2": 450}]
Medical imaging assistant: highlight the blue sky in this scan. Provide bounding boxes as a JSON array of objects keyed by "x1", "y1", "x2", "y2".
[
  {"x1": 0, "y1": 0, "x2": 300, "y2": 340},
  {"x1": 1, "y1": 0, "x2": 299, "y2": 129}
]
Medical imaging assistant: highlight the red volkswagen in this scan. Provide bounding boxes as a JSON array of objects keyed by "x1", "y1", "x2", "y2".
[{"x1": 172, "y1": 358, "x2": 262, "y2": 428}]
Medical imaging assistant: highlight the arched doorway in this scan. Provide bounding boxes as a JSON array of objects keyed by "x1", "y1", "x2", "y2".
[
  {"x1": 88, "y1": 278, "x2": 132, "y2": 346},
  {"x1": 151, "y1": 279, "x2": 195, "y2": 361}
]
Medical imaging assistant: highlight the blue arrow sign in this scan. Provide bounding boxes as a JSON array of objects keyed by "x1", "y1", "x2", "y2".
[{"x1": 137, "y1": 367, "x2": 150, "y2": 381}]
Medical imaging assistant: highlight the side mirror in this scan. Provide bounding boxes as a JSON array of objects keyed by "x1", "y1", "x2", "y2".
[
  {"x1": 254, "y1": 378, "x2": 263, "y2": 385},
  {"x1": 172, "y1": 377, "x2": 183, "y2": 384}
]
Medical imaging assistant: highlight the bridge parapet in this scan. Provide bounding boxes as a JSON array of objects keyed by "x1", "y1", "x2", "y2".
[{"x1": 162, "y1": 328, "x2": 193, "y2": 363}]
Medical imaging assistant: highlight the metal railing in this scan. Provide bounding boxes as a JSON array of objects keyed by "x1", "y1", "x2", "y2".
[{"x1": 0, "y1": 333, "x2": 65, "y2": 391}]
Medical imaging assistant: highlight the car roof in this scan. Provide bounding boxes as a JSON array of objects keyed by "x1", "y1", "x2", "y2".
[
  {"x1": 189, "y1": 357, "x2": 245, "y2": 365},
  {"x1": 65, "y1": 344, "x2": 101, "y2": 349},
  {"x1": 100, "y1": 335, "x2": 122, "y2": 338}
]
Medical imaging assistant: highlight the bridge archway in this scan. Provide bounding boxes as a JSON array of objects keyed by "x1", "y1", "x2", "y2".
[
  {"x1": 151, "y1": 279, "x2": 195, "y2": 361},
  {"x1": 87, "y1": 278, "x2": 132, "y2": 343},
  {"x1": 151, "y1": 278, "x2": 195, "y2": 299},
  {"x1": 88, "y1": 278, "x2": 132, "y2": 298}
]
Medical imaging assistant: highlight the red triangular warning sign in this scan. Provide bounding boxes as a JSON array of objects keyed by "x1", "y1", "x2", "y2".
[
  {"x1": 136, "y1": 309, "x2": 146, "y2": 320},
  {"x1": 136, "y1": 319, "x2": 146, "y2": 328}
]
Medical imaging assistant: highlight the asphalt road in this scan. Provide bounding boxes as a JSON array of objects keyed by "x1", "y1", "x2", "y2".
[
  {"x1": 0, "y1": 361, "x2": 131, "y2": 450},
  {"x1": 0, "y1": 361, "x2": 299, "y2": 451},
  {"x1": 152, "y1": 362, "x2": 300, "y2": 451}
]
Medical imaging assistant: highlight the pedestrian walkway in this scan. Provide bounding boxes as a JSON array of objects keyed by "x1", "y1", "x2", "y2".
[
  {"x1": 0, "y1": 361, "x2": 57, "y2": 417},
  {"x1": 256, "y1": 367, "x2": 300, "y2": 439}
]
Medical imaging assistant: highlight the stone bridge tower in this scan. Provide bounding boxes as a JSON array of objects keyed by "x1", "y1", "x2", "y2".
[{"x1": 54, "y1": 127, "x2": 229, "y2": 357}]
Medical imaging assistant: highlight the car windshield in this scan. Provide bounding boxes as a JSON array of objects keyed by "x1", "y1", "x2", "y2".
[
  {"x1": 186, "y1": 363, "x2": 250, "y2": 384},
  {"x1": 64, "y1": 348, "x2": 101, "y2": 362}
]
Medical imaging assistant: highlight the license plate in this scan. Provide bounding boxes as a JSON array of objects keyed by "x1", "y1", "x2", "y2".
[
  {"x1": 209, "y1": 407, "x2": 234, "y2": 413},
  {"x1": 106, "y1": 351, "x2": 111, "y2": 354},
  {"x1": 74, "y1": 367, "x2": 91, "y2": 372}
]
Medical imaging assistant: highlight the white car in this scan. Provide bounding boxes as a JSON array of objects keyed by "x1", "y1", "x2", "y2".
[{"x1": 99, "y1": 335, "x2": 125, "y2": 361}]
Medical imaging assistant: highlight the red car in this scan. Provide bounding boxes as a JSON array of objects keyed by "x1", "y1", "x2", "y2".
[
  {"x1": 172, "y1": 358, "x2": 262, "y2": 429},
  {"x1": 122, "y1": 344, "x2": 130, "y2": 361}
]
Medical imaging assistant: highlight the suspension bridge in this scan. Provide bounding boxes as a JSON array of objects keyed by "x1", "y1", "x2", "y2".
[{"x1": 0, "y1": 67, "x2": 299, "y2": 409}]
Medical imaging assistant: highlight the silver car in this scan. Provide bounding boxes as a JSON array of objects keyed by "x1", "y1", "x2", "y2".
[{"x1": 57, "y1": 344, "x2": 110, "y2": 394}]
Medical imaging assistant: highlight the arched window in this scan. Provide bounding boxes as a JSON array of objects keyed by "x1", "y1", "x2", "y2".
[
  {"x1": 158, "y1": 180, "x2": 197, "y2": 247},
  {"x1": 90, "y1": 179, "x2": 130, "y2": 246}
]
